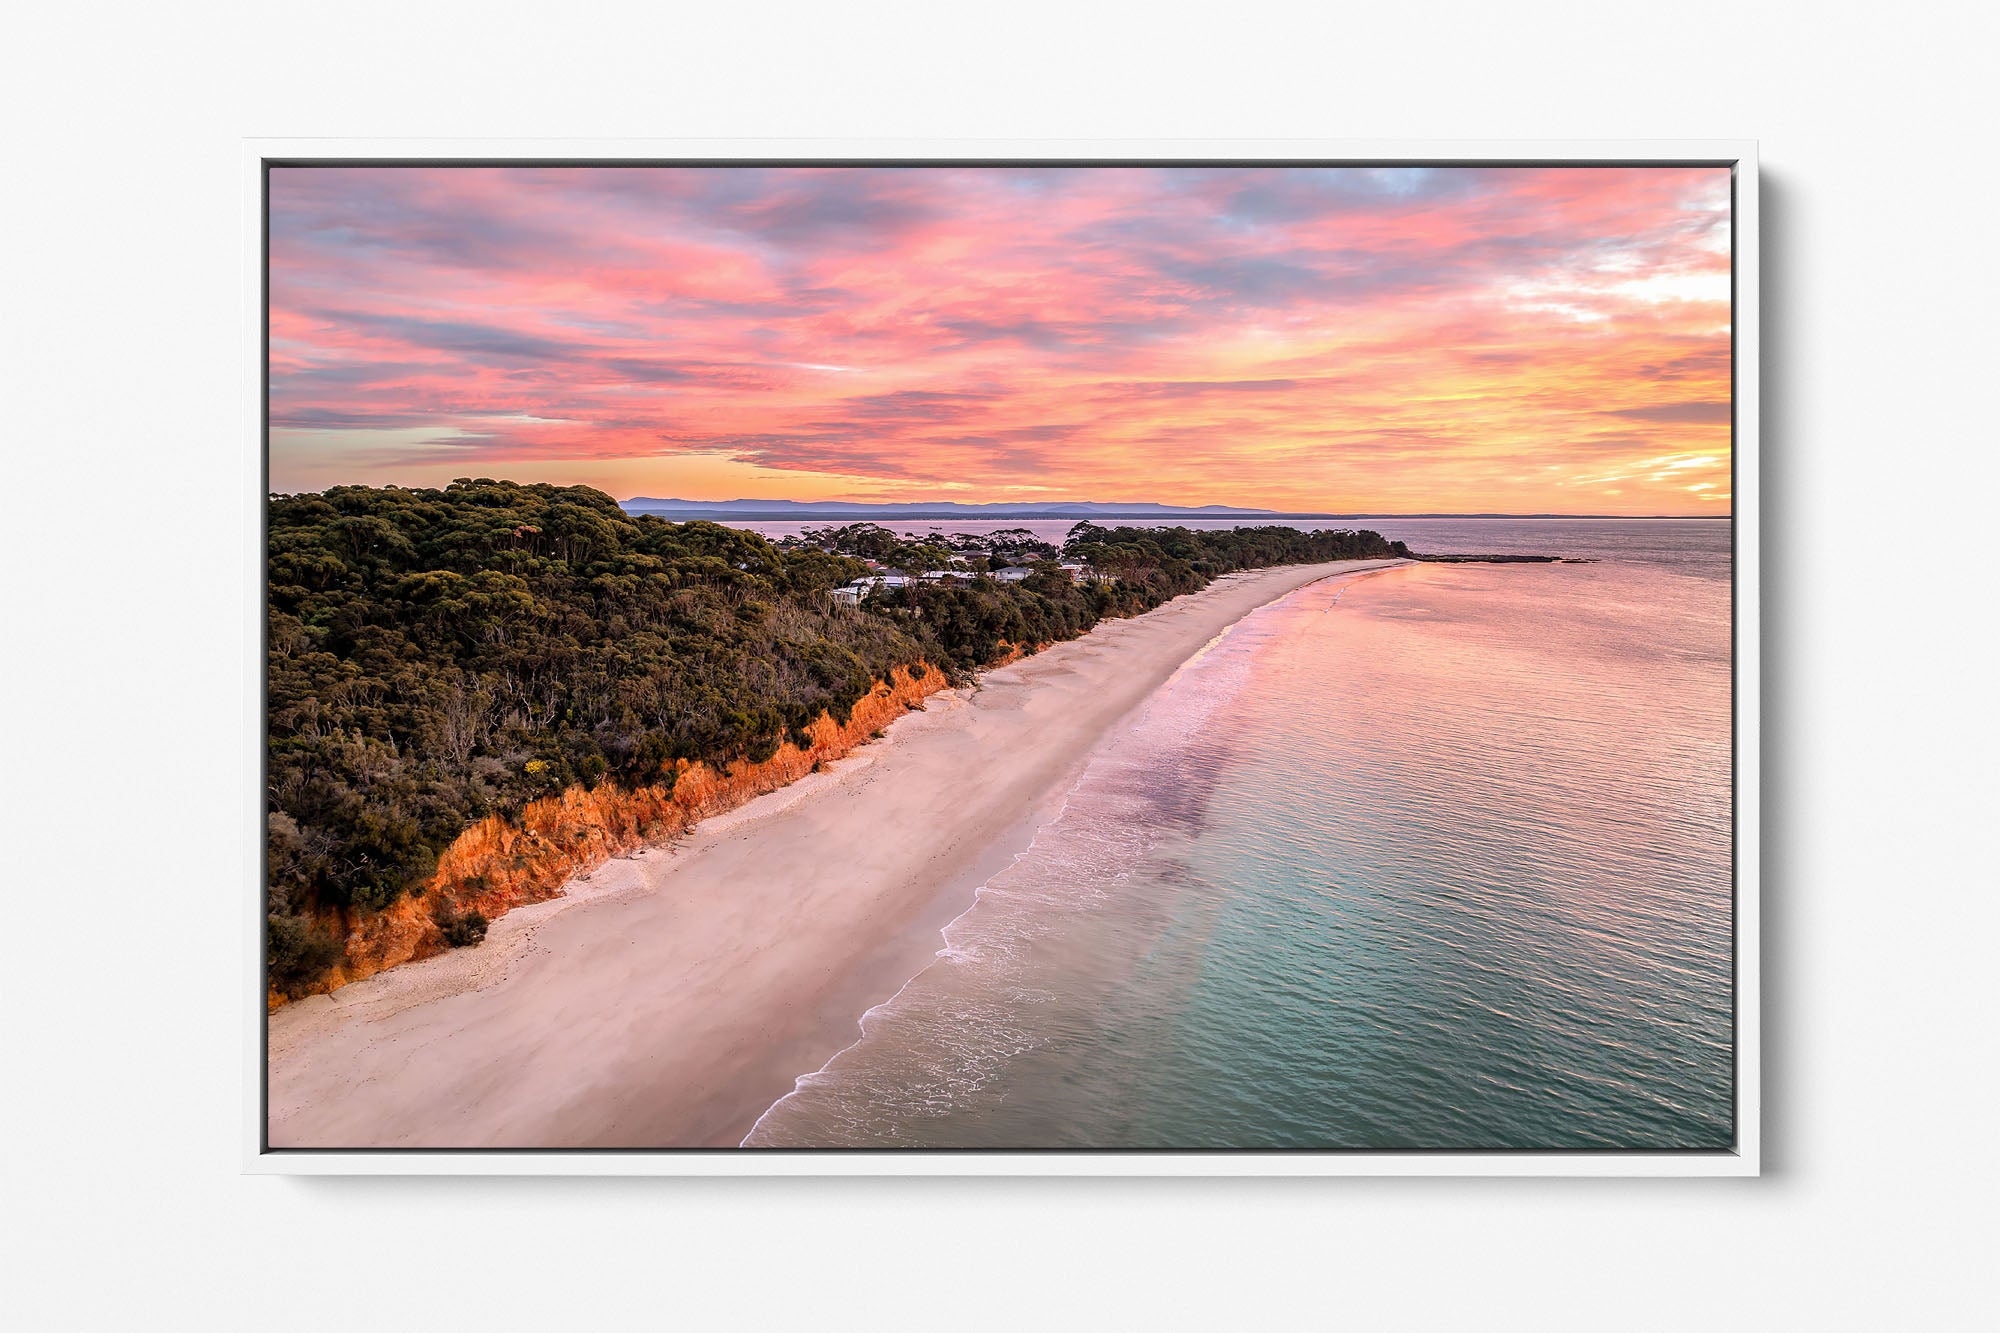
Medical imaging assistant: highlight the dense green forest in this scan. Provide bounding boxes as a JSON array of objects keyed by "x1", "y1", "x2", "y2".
[
  {"x1": 266, "y1": 480, "x2": 1405, "y2": 993},
  {"x1": 783, "y1": 522, "x2": 1060, "y2": 570}
]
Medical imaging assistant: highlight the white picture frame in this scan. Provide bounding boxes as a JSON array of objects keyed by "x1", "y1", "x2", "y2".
[{"x1": 244, "y1": 138, "x2": 1758, "y2": 1176}]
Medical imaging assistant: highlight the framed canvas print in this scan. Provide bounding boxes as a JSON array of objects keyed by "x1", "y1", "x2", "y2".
[{"x1": 247, "y1": 140, "x2": 1757, "y2": 1174}]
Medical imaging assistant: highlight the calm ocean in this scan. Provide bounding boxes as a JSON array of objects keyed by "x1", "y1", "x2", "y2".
[{"x1": 740, "y1": 518, "x2": 1735, "y2": 1150}]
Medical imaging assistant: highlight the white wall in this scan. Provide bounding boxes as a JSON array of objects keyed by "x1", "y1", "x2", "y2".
[{"x1": 7, "y1": 2, "x2": 1995, "y2": 1328}]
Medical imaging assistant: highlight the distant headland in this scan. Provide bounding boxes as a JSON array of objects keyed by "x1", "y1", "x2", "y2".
[
  {"x1": 619, "y1": 497, "x2": 1727, "y2": 521},
  {"x1": 620, "y1": 497, "x2": 1272, "y2": 520}
]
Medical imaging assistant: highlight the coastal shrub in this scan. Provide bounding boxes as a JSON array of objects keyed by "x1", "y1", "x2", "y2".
[
  {"x1": 267, "y1": 914, "x2": 343, "y2": 998},
  {"x1": 266, "y1": 480, "x2": 1401, "y2": 995},
  {"x1": 433, "y1": 903, "x2": 489, "y2": 948}
]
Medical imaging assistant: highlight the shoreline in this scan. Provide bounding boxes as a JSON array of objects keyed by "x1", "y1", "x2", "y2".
[{"x1": 266, "y1": 558, "x2": 1408, "y2": 1148}]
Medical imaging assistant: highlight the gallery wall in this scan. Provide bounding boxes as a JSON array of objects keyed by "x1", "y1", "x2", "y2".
[{"x1": 7, "y1": 1, "x2": 1994, "y2": 1327}]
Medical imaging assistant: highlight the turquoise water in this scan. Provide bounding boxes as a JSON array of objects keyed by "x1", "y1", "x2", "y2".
[{"x1": 745, "y1": 520, "x2": 1734, "y2": 1150}]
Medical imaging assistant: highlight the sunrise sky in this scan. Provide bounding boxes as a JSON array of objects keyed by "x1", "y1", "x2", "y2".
[{"x1": 268, "y1": 164, "x2": 1732, "y2": 514}]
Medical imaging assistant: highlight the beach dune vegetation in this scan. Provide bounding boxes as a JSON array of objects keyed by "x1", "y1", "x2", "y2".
[{"x1": 266, "y1": 480, "x2": 1403, "y2": 994}]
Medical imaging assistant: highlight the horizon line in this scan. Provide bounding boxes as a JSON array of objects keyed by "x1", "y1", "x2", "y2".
[
  {"x1": 266, "y1": 481, "x2": 1728, "y2": 520},
  {"x1": 617, "y1": 503, "x2": 1731, "y2": 520}
]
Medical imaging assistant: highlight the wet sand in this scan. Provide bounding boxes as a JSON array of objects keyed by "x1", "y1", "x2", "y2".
[{"x1": 265, "y1": 559, "x2": 1405, "y2": 1148}]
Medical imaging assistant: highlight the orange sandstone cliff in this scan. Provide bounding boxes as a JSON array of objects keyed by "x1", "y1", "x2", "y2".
[{"x1": 275, "y1": 664, "x2": 948, "y2": 1009}]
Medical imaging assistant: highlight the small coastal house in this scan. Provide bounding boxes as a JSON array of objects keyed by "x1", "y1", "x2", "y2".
[
  {"x1": 829, "y1": 573, "x2": 913, "y2": 605},
  {"x1": 990, "y1": 566, "x2": 1035, "y2": 582}
]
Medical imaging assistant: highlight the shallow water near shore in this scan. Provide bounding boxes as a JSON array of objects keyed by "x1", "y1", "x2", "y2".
[{"x1": 745, "y1": 520, "x2": 1733, "y2": 1149}]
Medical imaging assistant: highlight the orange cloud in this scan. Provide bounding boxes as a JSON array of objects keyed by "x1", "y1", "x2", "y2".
[{"x1": 269, "y1": 164, "x2": 1732, "y2": 513}]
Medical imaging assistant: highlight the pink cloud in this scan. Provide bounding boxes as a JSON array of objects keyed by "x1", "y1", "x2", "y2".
[{"x1": 268, "y1": 164, "x2": 1733, "y2": 513}]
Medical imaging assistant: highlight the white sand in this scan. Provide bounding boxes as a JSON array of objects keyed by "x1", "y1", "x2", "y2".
[{"x1": 266, "y1": 559, "x2": 1405, "y2": 1148}]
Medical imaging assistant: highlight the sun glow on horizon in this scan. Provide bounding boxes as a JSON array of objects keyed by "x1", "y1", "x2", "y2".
[{"x1": 268, "y1": 164, "x2": 1732, "y2": 515}]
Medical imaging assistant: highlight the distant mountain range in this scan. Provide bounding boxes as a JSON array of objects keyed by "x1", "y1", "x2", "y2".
[{"x1": 620, "y1": 497, "x2": 1277, "y2": 519}]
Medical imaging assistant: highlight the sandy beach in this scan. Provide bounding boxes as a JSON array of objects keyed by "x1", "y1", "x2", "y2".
[{"x1": 266, "y1": 559, "x2": 1404, "y2": 1148}]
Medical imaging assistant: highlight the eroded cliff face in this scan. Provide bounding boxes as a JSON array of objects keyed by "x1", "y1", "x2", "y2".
[{"x1": 274, "y1": 665, "x2": 948, "y2": 1008}]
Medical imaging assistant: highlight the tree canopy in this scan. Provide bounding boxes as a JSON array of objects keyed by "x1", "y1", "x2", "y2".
[{"x1": 266, "y1": 480, "x2": 1404, "y2": 995}]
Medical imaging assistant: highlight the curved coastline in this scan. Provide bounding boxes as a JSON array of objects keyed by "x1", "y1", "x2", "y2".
[
  {"x1": 266, "y1": 558, "x2": 1409, "y2": 1149},
  {"x1": 738, "y1": 561, "x2": 1409, "y2": 1145}
]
